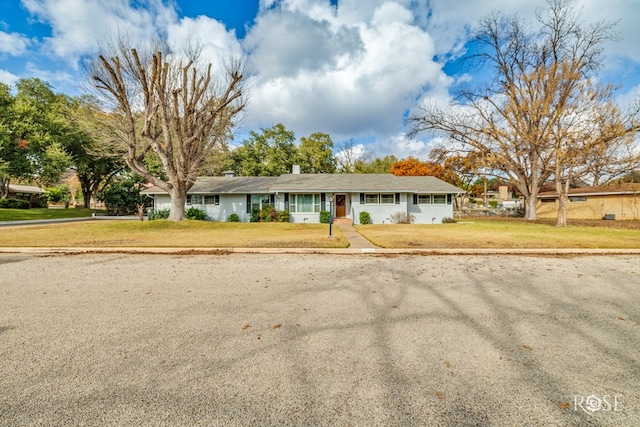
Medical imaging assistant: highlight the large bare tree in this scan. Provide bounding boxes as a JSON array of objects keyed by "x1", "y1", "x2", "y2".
[
  {"x1": 88, "y1": 39, "x2": 246, "y2": 220},
  {"x1": 408, "y1": 0, "x2": 623, "y2": 220}
]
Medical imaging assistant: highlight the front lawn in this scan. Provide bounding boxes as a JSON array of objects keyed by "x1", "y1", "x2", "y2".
[
  {"x1": 0, "y1": 208, "x2": 98, "y2": 221},
  {"x1": 355, "y1": 220, "x2": 640, "y2": 249},
  {"x1": 0, "y1": 220, "x2": 349, "y2": 248}
]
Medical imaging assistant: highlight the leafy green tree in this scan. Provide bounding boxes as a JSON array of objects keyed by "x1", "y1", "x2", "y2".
[
  {"x1": 354, "y1": 155, "x2": 398, "y2": 173},
  {"x1": 99, "y1": 174, "x2": 149, "y2": 216},
  {"x1": 232, "y1": 123, "x2": 298, "y2": 176},
  {"x1": 298, "y1": 132, "x2": 336, "y2": 173},
  {"x1": 5, "y1": 79, "x2": 72, "y2": 187},
  {"x1": 0, "y1": 82, "x2": 16, "y2": 197},
  {"x1": 66, "y1": 96, "x2": 126, "y2": 207}
]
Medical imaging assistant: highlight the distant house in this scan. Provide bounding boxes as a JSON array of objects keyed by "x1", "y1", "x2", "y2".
[
  {"x1": 6, "y1": 184, "x2": 45, "y2": 203},
  {"x1": 536, "y1": 184, "x2": 640, "y2": 220},
  {"x1": 142, "y1": 170, "x2": 463, "y2": 224}
]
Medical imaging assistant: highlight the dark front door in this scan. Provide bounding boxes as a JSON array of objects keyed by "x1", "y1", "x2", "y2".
[{"x1": 335, "y1": 194, "x2": 346, "y2": 218}]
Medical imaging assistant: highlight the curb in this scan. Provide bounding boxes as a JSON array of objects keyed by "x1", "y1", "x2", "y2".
[{"x1": 2, "y1": 247, "x2": 640, "y2": 256}]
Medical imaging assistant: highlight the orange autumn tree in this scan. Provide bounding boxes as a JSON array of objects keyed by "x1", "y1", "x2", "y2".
[{"x1": 390, "y1": 157, "x2": 460, "y2": 185}]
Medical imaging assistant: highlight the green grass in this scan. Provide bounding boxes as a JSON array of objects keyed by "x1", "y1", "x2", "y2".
[
  {"x1": 0, "y1": 208, "x2": 98, "y2": 221},
  {"x1": 355, "y1": 221, "x2": 640, "y2": 249},
  {"x1": 0, "y1": 220, "x2": 349, "y2": 248}
]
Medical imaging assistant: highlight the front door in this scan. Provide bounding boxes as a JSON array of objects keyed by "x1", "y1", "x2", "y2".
[{"x1": 335, "y1": 194, "x2": 346, "y2": 218}]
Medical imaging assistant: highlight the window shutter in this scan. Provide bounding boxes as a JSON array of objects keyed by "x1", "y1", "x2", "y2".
[
  {"x1": 284, "y1": 193, "x2": 289, "y2": 211},
  {"x1": 395, "y1": 193, "x2": 400, "y2": 204},
  {"x1": 321, "y1": 193, "x2": 326, "y2": 211},
  {"x1": 270, "y1": 194, "x2": 275, "y2": 205},
  {"x1": 447, "y1": 194, "x2": 452, "y2": 205},
  {"x1": 413, "y1": 194, "x2": 418, "y2": 205},
  {"x1": 246, "y1": 194, "x2": 251, "y2": 213},
  {"x1": 360, "y1": 193, "x2": 365, "y2": 204}
]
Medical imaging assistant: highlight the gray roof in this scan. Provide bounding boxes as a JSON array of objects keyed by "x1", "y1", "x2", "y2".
[
  {"x1": 271, "y1": 174, "x2": 463, "y2": 193},
  {"x1": 8, "y1": 184, "x2": 45, "y2": 194},
  {"x1": 142, "y1": 176, "x2": 278, "y2": 195},
  {"x1": 142, "y1": 174, "x2": 463, "y2": 195}
]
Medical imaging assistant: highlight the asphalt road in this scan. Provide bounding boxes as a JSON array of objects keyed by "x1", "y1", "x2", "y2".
[{"x1": 1, "y1": 253, "x2": 638, "y2": 426}]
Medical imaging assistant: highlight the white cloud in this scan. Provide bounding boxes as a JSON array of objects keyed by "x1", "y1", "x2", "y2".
[
  {"x1": 372, "y1": 133, "x2": 435, "y2": 160},
  {"x1": 0, "y1": 69, "x2": 19, "y2": 86},
  {"x1": 0, "y1": 31, "x2": 31, "y2": 55},
  {"x1": 167, "y1": 15, "x2": 244, "y2": 68},
  {"x1": 21, "y1": 0, "x2": 176, "y2": 61},
  {"x1": 10, "y1": 0, "x2": 639, "y2": 160},
  {"x1": 245, "y1": 0, "x2": 449, "y2": 143}
]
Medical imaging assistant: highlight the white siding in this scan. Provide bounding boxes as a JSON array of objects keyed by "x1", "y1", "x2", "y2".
[{"x1": 150, "y1": 191, "x2": 456, "y2": 224}]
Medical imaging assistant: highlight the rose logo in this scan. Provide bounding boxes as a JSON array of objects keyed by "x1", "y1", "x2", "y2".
[{"x1": 585, "y1": 395, "x2": 603, "y2": 412}]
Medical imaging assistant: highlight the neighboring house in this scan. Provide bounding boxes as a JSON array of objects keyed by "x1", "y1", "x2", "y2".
[
  {"x1": 142, "y1": 170, "x2": 463, "y2": 224},
  {"x1": 536, "y1": 183, "x2": 640, "y2": 220},
  {"x1": 6, "y1": 184, "x2": 45, "y2": 203}
]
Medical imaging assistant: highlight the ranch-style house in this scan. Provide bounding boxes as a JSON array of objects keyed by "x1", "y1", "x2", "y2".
[{"x1": 142, "y1": 169, "x2": 463, "y2": 224}]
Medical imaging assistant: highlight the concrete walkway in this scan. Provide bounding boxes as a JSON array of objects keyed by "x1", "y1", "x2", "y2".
[{"x1": 337, "y1": 223, "x2": 379, "y2": 251}]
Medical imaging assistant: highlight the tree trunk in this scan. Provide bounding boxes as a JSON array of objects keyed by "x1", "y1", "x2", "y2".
[
  {"x1": 523, "y1": 196, "x2": 538, "y2": 220},
  {"x1": 168, "y1": 186, "x2": 187, "y2": 221},
  {"x1": 555, "y1": 179, "x2": 570, "y2": 227},
  {"x1": 0, "y1": 176, "x2": 8, "y2": 199},
  {"x1": 82, "y1": 188, "x2": 92, "y2": 208}
]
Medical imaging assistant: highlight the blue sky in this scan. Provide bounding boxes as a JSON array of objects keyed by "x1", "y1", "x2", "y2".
[{"x1": 1, "y1": 0, "x2": 639, "y2": 160}]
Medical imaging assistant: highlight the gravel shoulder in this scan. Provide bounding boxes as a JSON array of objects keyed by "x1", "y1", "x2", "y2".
[{"x1": 1, "y1": 253, "x2": 638, "y2": 426}]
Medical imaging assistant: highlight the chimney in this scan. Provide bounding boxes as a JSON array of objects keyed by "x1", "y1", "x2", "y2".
[
  {"x1": 222, "y1": 170, "x2": 235, "y2": 178},
  {"x1": 292, "y1": 165, "x2": 300, "y2": 174}
]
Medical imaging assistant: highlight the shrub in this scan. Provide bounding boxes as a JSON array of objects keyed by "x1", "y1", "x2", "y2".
[
  {"x1": 186, "y1": 207, "x2": 207, "y2": 220},
  {"x1": 227, "y1": 213, "x2": 240, "y2": 222},
  {"x1": 0, "y1": 198, "x2": 31, "y2": 209},
  {"x1": 277, "y1": 210, "x2": 290, "y2": 222},
  {"x1": 390, "y1": 211, "x2": 415, "y2": 224},
  {"x1": 250, "y1": 206, "x2": 260, "y2": 222},
  {"x1": 489, "y1": 200, "x2": 498, "y2": 209},
  {"x1": 30, "y1": 196, "x2": 48, "y2": 208},
  {"x1": 44, "y1": 185, "x2": 70, "y2": 203},
  {"x1": 442, "y1": 217, "x2": 457, "y2": 223},
  {"x1": 250, "y1": 205, "x2": 290, "y2": 222},
  {"x1": 359, "y1": 211, "x2": 371, "y2": 225},
  {"x1": 148, "y1": 209, "x2": 170, "y2": 220},
  {"x1": 99, "y1": 179, "x2": 147, "y2": 215},
  {"x1": 319, "y1": 210, "x2": 331, "y2": 224},
  {"x1": 259, "y1": 205, "x2": 278, "y2": 222}
]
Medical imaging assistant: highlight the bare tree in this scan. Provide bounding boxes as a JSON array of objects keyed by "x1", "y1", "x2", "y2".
[
  {"x1": 334, "y1": 138, "x2": 372, "y2": 173},
  {"x1": 408, "y1": 0, "x2": 620, "y2": 220},
  {"x1": 87, "y1": 37, "x2": 246, "y2": 220},
  {"x1": 551, "y1": 88, "x2": 639, "y2": 226}
]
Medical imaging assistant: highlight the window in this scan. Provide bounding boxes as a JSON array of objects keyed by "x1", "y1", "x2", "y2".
[
  {"x1": 380, "y1": 193, "x2": 395, "y2": 204},
  {"x1": 417, "y1": 194, "x2": 431, "y2": 204},
  {"x1": 365, "y1": 193, "x2": 379, "y2": 204},
  {"x1": 249, "y1": 194, "x2": 271, "y2": 212},
  {"x1": 204, "y1": 195, "x2": 219, "y2": 205},
  {"x1": 290, "y1": 194, "x2": 320, "y2": 212},
  {"x1": 433, "y1": 194, "x2": 447, "y2": 204},
  {"x1": 540, "y1": 198, "x2": 556, "y2": 203},
  {"x1": 569, "y1": 196, "x2": 587, "y2": 202},
  {"x1": 186, "y1": 195, "x2": 203, "y2": 205}
]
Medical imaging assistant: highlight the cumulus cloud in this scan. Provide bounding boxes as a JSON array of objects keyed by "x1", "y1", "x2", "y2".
[
  {"x1": 245, "y1": 0, "x2": 449, "y2": 142},
  {"x1": 167, "y1": 15, "x2": 244, "y2": 70},
  {"x1": 0, "y1": 31, "x2": 31, "y2": 55},
  {"x1": 10, "y1": 0, "x2": 640, "y2": 160},
  {"x1": 0, "y1": 69, "x2": 19, "y2": 86},
  {"x1": 21, "y1": 0, "x2": 176, "y2": 61}
]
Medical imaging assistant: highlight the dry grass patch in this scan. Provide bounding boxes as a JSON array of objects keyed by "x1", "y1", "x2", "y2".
[
  {"x1": 355, "y1": 220, "x2": 640, "y2": 249},
  {"x1": 0, "y1": 220, "x2": 349, "y2": 248}
]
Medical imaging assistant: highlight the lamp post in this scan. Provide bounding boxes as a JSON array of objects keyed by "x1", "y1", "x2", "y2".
[{"x1": 328, "y1": 195, "x2": 334, "y2": 237}]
